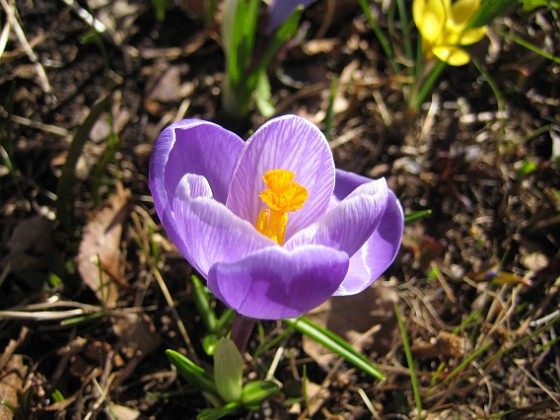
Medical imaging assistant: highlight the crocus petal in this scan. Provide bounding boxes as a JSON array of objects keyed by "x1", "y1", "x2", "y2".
[
  {"x1": 329, "y1": 169, "x2": 403, "y2": 295},
  {"x1": 334, "y1": 191, "x2": 404, "y2": 295},
  {"x1": 285, "y1": 179, "x2": 389, "y2": 257},
  {"x1": 227, "y1": 115, "x2": 335, "y2": 240},
  {"x1": 458, "y1": 26, "x2": 487, "y2": 45},
  {"x1": 153, "y1": 119, "x2": 244, "y2": 206},
  {"x1": 451, "y1": 0, "x2": 480, "y2": 26},
  {"x1": 412, "y1": 0, "x2": 424, "y2": 28},
  {"x1": 266, "y1": 0, "x2": 316, "y2": 34},
  {"x1": 414, "y1": 0, "x2": 446, "y2": 44},
  {"x1": 433, "y1": 45, "x2": 470, "y2": 65},
  {"x1": 149, "y1": 120, "x2": 244, "y2": 262},
  {"x1": 333, "y1": 168, "x2": 371, "y2": 200},
  {"x1": 208, "y1": 245, "x2": 349, "y2": 319},
  {"x1": 171, "y1": 174, "x2": 274, "y2": 276}
]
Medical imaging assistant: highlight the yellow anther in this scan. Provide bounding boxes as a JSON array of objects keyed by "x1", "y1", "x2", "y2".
[{"x1": 256, "y1": 169, "x2": 308, "y2": 245}]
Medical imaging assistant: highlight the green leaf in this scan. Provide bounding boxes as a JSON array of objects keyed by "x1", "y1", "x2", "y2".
[
  {"x1": 197, "y1": 401, "x2": 242, "y2": 420},
  {"x1": 284, "y1": 317, "x2": 386, "y2": 380},
  {"x1": 191, "y1": 275, "x2": 217, "y2": 332},
  {"x1": 203, "y1": 334, "x2": 220, "y2": 356},
  {"x1": 166, "y1": 349, "x2": 219, "y2": 396},
  {"x1": 241, "y1": 380, "x2": 280, "y2": 409},
  {"x1": 51, "y1": 389, "x2": 65, "y2": 403},
  {"x1": 520, "y1": 0, "x2": 560, "y2": 12},
  {"x1": 254, "y1": 71, "x2": 275, "y2": 117},
  {"x1": 470, "y1": 0, "x2": 518, "y2": 27},
  {"x1": 250, "y1": 4, "x2": 302, "y2": 78},
  {"x1": 516, "y1": 159, "x2": 538, "y2": 179},
  {"x1": 214, "y1": 338, "x2": 244, "y2": 402},
  {"x1": 150, "y1": 0, "x2": 169, "y2": 22},
  {"x1": 216, "y1": 309, "x2": 235, "y2": 332}
]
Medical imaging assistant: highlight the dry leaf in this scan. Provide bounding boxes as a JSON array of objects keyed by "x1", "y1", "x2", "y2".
[
  {"x1": 0, "y1": 215, "x2": 52, "y2": 274},
  {"x1": 108, "y1": 404, "x2": 141, "y2": 420},
  {"x1": 411, "y1": 331, "x2": 465, "y2": 359},
  {"x1": 0, "y1": 355, "x2": 27, "y2": 420},
  {"x1": 303, "y1": 282, "x2": 398, "y2": 367},
  {"x1": 112, "y1": 313, "x2": 161, "y2": 359},
  {"x1": 77, "y1": 186, "x2": 131, "y2": 307}
]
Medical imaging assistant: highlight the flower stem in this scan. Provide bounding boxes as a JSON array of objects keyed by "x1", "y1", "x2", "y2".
[
  {"x1": 230, "y1": 314, "x2": 256, "y2": 354},
  {"x1": 409, "y1": 59, "x2": 447, "y2": 111}
]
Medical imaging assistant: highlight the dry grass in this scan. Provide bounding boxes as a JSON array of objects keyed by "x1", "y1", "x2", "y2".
[{"x1": 1, "y1": 0, "x2": 559, "y2": 418}]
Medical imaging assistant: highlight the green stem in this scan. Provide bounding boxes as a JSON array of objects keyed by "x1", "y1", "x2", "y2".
[{"x1": 410, "y1": 59, "x2": 447, "y2": 110}]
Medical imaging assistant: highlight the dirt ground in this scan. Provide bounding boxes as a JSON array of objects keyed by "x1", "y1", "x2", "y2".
[{"x1": 1, "y1": 0, "x2": 559, "y2": 418}]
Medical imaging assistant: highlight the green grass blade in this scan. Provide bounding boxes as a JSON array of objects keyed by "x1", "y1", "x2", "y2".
[
  {"x1": 323, "y1": 76, "x2": 339, "y2": 142},
  {"x1": 1, "y1": 81, "x2": 17, "y2": 174},
  {"x1": 91, "y1": 120, "x2": 120, "y2": 206},
  {"x1": 284, "y1": 317, "x2": 386, "y2": 380},
  {"x1": 442, "y1": 340, "x2": 491, "y2": 384},
  {"x1": 470, "y1": 0, "x2": 518, "y2": 27},
  {"x1": 497, "y1": 30, "x2": 560, "y2": 64},
  {"x1": 204, "y1": 0, "x2": 218, "y2": 26},
  {"x1": 357, "y1": 0, "x2": 400, "y2": 75},
  {"x1": 248, "y1": 5, "x2": 302, "y2": 83},
  {"x1": 394, "y1": 302, "x2": 423, "y2": 420},
  {"x1": 404, "y1": 209, "x2": 432, "y2": 224},
  {"x1": 396, "y1": 0, "x2": 414, "y2": 71},
  {"x1": 216, "y1": 309, "x2": 235, "y2": 332},
  {"x1": 483, "y1": 314, "x2": 560, "y2": 367},
  {"x1": 56, "y1": 94, "x2": 111, "y2": 231}
]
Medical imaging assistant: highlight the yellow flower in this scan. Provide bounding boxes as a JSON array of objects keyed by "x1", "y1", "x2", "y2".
[{"x1": 413, "y1": 0, "x2": 487, "y2": 66}]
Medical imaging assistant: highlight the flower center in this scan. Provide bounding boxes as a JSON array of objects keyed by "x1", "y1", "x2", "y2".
[{"x1": 256, "y1": 169, "x2": 308, "y2": 245}]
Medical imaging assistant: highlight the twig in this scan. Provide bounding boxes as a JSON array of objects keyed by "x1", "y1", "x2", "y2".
[
  {"x1": 265, "y1": 346, "x2": 284, "y2": 381},
  {"x1": 354, "y1": 386, "x2": 381, "y2": 419},
  {"x1": 152, "y1": 266, "x2": 198, "y2": 362},
  {"x1": 0, "y1": 308, "x2": 88, "y2": 320},
  {"x1": 0, "y1": 106, "x2": 69, "y2": 136},
  {"x1": 514, "y1": 359, "x2": 560, "y2": 408},
  {"x1": 0, "y1": 0, "x2": 53, "y2": 99},
  {"x1": 0, "y1": 326, "x2": 29, "y2": 371}
]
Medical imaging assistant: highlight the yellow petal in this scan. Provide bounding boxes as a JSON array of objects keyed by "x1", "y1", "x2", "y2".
[
  {"x1": 412, "y1": 0, "x2": 425, "y2": 29},
  {"x1": 458, "y1": 26, "x2": 487, "y2": 45},
  {"x1": 451, "y1": 0, "x2": 480, "y2": 26},
  {"x1": 422, "y1": 11, "x2": 445, "y2": 43},
  {"x1": 433, "y1": 45, "x2": 471, "y2": 66},
  {"x1": 417, "y1": 0, "x2": 446, "y2": 44},
  {"x1": 427, "y1": 0, "x2": 448, "y2": 22}
]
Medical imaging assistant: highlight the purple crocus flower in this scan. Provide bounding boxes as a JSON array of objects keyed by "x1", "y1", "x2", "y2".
[
  {"x1": 149, "y1": 115, "x2": 403, "y2": 320},
  {"x1": 266, "y1": 0, "x2": 317, "y2": 33}
]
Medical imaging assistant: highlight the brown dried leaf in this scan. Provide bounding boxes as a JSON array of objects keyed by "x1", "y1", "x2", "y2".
[
  {"x1": 0, "y1": 354, "x2": 27, "y2": 420},
  {"x1": 0, "y1": 216, "x2": 52, "y2": 274},
  {"x1": 144, "y1": 65, "x2": 183, "y2": 104},
  {"x1": 303, "y1": 282, "x2": 398, "y2": 367},
  {"x1": 411, "y1": 331, "x2": 465, "y2": 359},
  {"x1": 112, "y1": 313, "x2": 161, "y2": 359},
  {"x1": 77, "y1": 186, "x2": 131, "y2": 307},
  {"x1": 108, "y1": 404, "x2": 141, "y2": 420}
]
